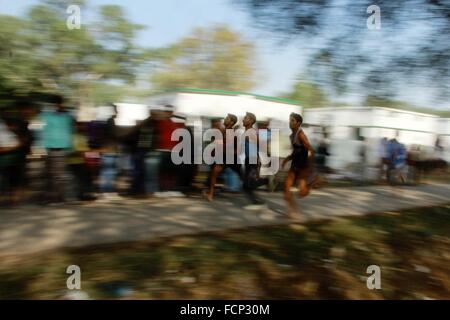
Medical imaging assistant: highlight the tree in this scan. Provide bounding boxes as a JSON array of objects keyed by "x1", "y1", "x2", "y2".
[
  {"x1": 150, "y1": 26, "x2": 257, "y2": 92},
  {"x1": 235, "y1": 0, "x2": 450, "y2": 103},
  {"x1": 0, "y1": 15, "x2": 31, "y2": 106},
  {"x1": 283, "y1": 79, "x2": 330, "y2": 108},
  {"x1": 363, "y1": 95, "x2": 450, "y2": 117},
  {"x1": 91, "y1": 4, "x2": 146, "y2": 83},
  {"x1": 0, "y1": 0, "x2": 146, "y2": 108}
]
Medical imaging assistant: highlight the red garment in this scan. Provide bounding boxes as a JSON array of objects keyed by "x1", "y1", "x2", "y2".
[
  {"x1": 156, "y1": 119, "x2": 185, "y2": 151},
  {"x1": 84, "y1": 151, "x2": 101, "y2": 169}
]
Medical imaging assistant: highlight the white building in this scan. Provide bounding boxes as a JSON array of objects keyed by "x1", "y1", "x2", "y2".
[
  {"x1": 96, "y1": 103, "x2": 150, "y2": 127},
  {"x1": 146, "y1": 89, "x2": 302, "y2": 125},
  {"x1": 95, "y1": 93, "x2": 448, "y2": 169},
  {"x1": 437, "y1": 118, "x2": 450, "y2": 162},
  {"x1": 146, "y1": 89, "x2": 303, "y2": 157},
  {"x1": 303, "y1": 106, "x2": 442, "y2": 170}
]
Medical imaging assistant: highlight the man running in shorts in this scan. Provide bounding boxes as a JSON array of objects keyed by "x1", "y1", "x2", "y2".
[
  {"x1": 204, "y1": 113, "x2": 240, "y2": 201},
  {"x1": 241, "y1": 112, "x2": 269, "y2": 209},
  {"x1": 282, "y1": 112, "x2": 316, "y2": 220}
]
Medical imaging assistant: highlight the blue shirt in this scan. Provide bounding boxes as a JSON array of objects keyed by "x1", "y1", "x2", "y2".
[
  {"x1": 41, "y1": 111, "x2": 74, "y2": 149},
  {"x1": 387, "y1": 140, "x2": 406, "y2": 169}
]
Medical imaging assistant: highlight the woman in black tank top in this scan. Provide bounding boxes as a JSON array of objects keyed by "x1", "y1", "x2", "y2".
[
  {"x1": 290, "y1": 127, "x2": 309, "y2": 170},
  {"x1": 282, "y1": 113, "x2": 315, "y2": 220}
]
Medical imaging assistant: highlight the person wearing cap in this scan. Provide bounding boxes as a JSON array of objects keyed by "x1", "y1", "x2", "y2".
[{"x1": 282, "y1": 112, "x2": 316, "y2": 220}]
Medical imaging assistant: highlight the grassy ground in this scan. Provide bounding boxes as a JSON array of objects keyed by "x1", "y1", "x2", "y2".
[{"x1": 0, "y1": 205, "x2": 449, "y2": 300}]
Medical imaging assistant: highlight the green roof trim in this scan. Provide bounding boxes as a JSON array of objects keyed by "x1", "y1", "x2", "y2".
[{"x1": 154, "y1": 88, "x2": 303, "y2": 107}]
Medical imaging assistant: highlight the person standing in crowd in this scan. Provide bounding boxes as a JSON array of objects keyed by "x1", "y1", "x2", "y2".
[
  {"x1": 172, "y1": 113, "x2": 194, "y2": 192},
  {"x1": 315, "y1": 133, "x2": 330, "y2": 175},
  {"x1": 139, "y1": 109, "x2": 158, "y2": 197},
  {"x1": 99, "y1": 104, "x2": 120, "y2": 198},
  {"x1": 126, "y1": 110, "x2": 157, "y2": 197},
  {"x1": 387, "y1": 135, "x2": 407, "y2": 185},
  {"x1": 154, "y1": 105, "x2": 185, "y2": 192},
  {"x1": 282, "y1": 113, "x2": 316, "y2": 220},
  {"x1": 310, "y1": 132, "x2": 330, "y2": 189},
  {"x1": 435, "y1": 136, "x2": 444, "y2": 158},
  {"x1": 379, "y1": 137, "x2": 389, "y2": 182},
  {"x1": 358, "y1": 136, "x2": 367, "y2": 184},
  {"x1": 2, "y1": 101, "x2": 36, "y2": 204},
  {"x1": 40, "y1": 95, "x2": 74, "y2": 203},
  {"x1": 204, "y1": 113, "x2": 240, "y2": 201},
  {"x1": 16, "y1": 102, "x2": 36, "y2": 199},
  {"x1": 67, "y1": 122, "x2": 96, "y2": 201},
  {"x1": 0, "y1": 112, "x2": 22, "y2": 206},
  {"x1": 123, "y1": 116, "x2": 143, "y2": 197}
]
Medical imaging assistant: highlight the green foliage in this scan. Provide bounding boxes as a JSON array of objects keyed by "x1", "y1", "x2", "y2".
[
  {"x1": 1, "y1": 205, "x2": 449, "y2": 299},
  {"x1": 283, "y1": 79, "x2": 329, "y2": 109},
  {"x1": 364, "y1": 95, "x2": 450, "y2": 117},
  {"x1": 149, "y1": 26, "x2": 257, "y2": 92},
  {"x1": 237, "y1": 0, "x2": 450, "y2": 103},
  {"x1": 1, "y1": 4, "x2": 258, "y2": 109},
  {"x1": 0, "y1": 1, "x2": 145, "y2": 108}
]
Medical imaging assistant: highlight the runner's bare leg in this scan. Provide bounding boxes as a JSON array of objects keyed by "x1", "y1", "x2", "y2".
[
  {"x1": 205, "y1": 164, "x2": 224, "y2": 201},
  {"x1": 298, "y1": 177, "x2": 311, "y2": 198},
  {"x1": 284, "y1": 170, "x2": 300, "y2": 216}
]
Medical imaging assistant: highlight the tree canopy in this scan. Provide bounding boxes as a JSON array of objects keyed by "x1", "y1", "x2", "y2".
[
  {"x1": 283, "y1": 79, "x2": 330, "y2": 109},
  {"x1": 0, "y1": 0, "x2": 145, "y2": 108},
  {"x1": 235, "y1": 0, "x2": 450, "y2": 105},
  {"x1": 149, "y1": 26, "x2": 257, "y2": 92}
]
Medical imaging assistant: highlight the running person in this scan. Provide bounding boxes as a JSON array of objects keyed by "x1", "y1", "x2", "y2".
[
  {"x1": 282, "y1": 113, "x2": 316, "y2": 219},
  {"x1": 241, "y1": 112, "x2": 269, "y2": 209},
  {"x1": 204, "y1": 113, "x2": 240, "y2": 201}
]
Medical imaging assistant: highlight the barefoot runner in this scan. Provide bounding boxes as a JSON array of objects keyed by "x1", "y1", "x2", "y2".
[
  {"x1": 241, "y1": 112, "x2": 269, "y2": 209},
  {"x1": 282, "y1": 112, "x2": 316, "y2": 219},
  {"x1": 204, "y1": 113, "x2": 240, "y2": 201}
]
